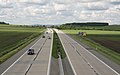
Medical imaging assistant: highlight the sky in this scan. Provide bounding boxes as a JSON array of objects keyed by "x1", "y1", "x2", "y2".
[{"x1": 0, "y1": 0, "x2": 120, "y2": 25}]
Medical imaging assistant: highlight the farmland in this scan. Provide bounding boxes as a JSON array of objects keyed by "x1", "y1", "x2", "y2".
[
  {"x1": 0, "y1": 24, "x2": 45, "y2": 63},
  {"x1": 63, "y1": 30, "x2": 120, "y2": 65}
]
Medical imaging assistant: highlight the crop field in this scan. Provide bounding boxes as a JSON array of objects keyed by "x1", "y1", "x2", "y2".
[
  {"x1": 0, "y1": 24, "x2": 45, "y2": 63},
  {"x1": 63, "y1": 30, "x2": 120, "y2": 65},
  {"x1": 88, "y1": 35, "x2": 120, "y2": 53},
  {"x1": 0, "y1": 24, "x2": 45, "y2": 32}
]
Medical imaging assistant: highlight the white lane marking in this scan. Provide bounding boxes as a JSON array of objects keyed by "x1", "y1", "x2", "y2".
[
  {"x1": 47, "y1": 29, "x2": 53, "y2": 75},
  {"x1": 63, "y1": 30, "x2": 120, "y2": 75},
  {"x1": 58, "y1": 54, "x2": 64, "y2": 75},
  {"x1": 55, "y1": 29, "x2": 77, "y2": 75},
  {"x1": 1, "y1": 36, "x2": 42, "y2": 75}
]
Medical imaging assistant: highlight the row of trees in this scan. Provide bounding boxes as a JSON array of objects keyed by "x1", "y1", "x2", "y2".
[
  {"x1": 62, "y1": 22, "x2": 109, "y2": 26},
  {"x1": 0, "y1": 22, "x2": 9, "y2": 25},
  {"x1": 58, "y1": 22, "x2": 109, "y2": 30}
]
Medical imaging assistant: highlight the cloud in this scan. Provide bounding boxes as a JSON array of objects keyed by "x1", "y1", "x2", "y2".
[
  {"x1": 87, "y1": 2, "x2": 109, "y2": 10},
  {"x1": 0, "y1": 3, "x2": 13, "y2": 9},
  {"x1": 54, "y1": 3, "x2": 67, "y2": 11},
  {"x1": 0, "y1": 0, "x2": 120, "y2": 25},
  {"x1": 110, "y1": 0, "x2": 120, "y2": 5}
]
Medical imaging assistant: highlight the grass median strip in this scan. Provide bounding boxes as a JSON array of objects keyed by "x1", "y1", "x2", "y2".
[{"x1": 52, "y1": 30, "x2": 66, "y2": 59}]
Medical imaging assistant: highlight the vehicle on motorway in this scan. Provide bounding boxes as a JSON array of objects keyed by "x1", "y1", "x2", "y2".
[
  {"x1": 42, "y1": 35, "x2": 45, "y2": 38},
  {"x1": 48, "y1": 36, "x2": 51, "y2": 39},
  {"x1": 46, "y1": 32, "x2": 48, "y2": 34},
  {"x1": 27, "y1": 49, "x2": 34, "y2": 55}
]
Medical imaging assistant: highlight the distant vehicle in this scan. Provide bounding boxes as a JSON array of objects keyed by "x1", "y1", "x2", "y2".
[
  {"x1": 42, "y1": 35, "x2": 45, "y2": 38},
  {"x1": 46, "y1": 32, "x2": 48, "y2": 34},
  {"x1": 48, "y1": 36, "x2": 51, "y2": 39},
  {"x1": 27, "y1": 49, "x2": 34, "y2": 55}
]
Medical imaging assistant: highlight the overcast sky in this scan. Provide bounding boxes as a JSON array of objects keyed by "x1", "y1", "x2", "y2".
[{"x1": 0, "y1": 0, "x2": 120, "y2": 25}]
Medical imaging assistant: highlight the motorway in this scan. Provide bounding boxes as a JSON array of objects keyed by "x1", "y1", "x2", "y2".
[
  {"x1": 1, "y1": 28, "x2": 53, "y2": 75},
  {"x1": 55, "y1": 29, "x2": 120, "y2": 75}
]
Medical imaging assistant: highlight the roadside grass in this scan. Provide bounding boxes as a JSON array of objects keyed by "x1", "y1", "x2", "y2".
[
  {"x1": 52, "y1": 30, "x2": 66, "y2": 59},
  {"x1": 52, "y1": 31, "x2": 58, "y2": 58},
  {"x1": 0, "y1": 34, "x2": 39, "y2": 64},
  {"x1": 0, "y1": 25, "x2": 45, "y2": 64},
  {"x1": 63, "y1": 30, "x2": 120, "y2": 65}
]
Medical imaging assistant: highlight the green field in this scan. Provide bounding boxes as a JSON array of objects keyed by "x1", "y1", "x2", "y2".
[
  {"x1": 63, "y1": 30, "x2": 120, "y2": 35},
  {"x1": 0, "y1": 24, "x2": 45, "y2": 64},
  {"x1": 63, "y1": 30, "x2": 120, "y2": 65}
]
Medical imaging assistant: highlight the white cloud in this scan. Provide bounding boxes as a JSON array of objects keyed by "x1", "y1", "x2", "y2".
[{"x1": 0, "y1": 0, "x2": 120, "y2": 25}]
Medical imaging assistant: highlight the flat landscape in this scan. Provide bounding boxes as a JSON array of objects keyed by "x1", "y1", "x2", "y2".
[
  {"x1": 0, "y1": 24, "x2": 45, "y2": 64},
  {"x1": 63, "y1": 30, "x2": 120, "y2": 65}
]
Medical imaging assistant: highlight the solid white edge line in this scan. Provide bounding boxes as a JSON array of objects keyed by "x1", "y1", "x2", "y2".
[
  {"x1": 54, "y1": 29, "x2": 77, "y2": 75},
  {"x1": 1, "y1": 35, "x2": 42, "y2": 75},
  {"x1": 58, "y1": 54, "x2": 64, "y2": 75},
  {"x1": 64, "y1": 30, "x2": 120, "y2": 75},
  {"x1": 47, "y1": 29, "x2": 53, "y2": 75}
]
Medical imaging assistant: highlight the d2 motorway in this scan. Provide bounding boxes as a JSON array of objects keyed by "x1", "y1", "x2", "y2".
[
  {"x1": 54, "y1": 29, "x2": 120, "y2": 75},
  {"x1": 1, "y1": 28, "x2": 120, "y2": 75},
  {"x1": 1, "y1": 28, "x2": 53, "y2": 75}
]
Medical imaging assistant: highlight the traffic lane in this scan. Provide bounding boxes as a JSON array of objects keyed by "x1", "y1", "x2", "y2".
[
  {"x1": 58, "y1": 30, "x2": 118, "y2": 75},
  {"x1": 27, "y1": 33, "x2": 52, "y2": 75},
  {"x1": 0, "y1": 34, "x2": 44, "y2": 74},
  {"x1": 60, "y1": 36, "x2": 96, "y2": 75},
  {"x1": 72, "y1": 42, "x2": 117, "y2": 75},
  {"x1": 55, "y1": 30, "x2": 96, "y2": 75},
  {"x1": 2, "y1": 34, "x2": 47, "y2": 75},
  {"x1": 27, "y1": 47, "x2": 51, "y2": 75},
  {"x1": 61, "y1": 31, "x2": 118, "y2": 75}
]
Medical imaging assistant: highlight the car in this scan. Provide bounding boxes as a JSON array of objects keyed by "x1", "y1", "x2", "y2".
[
  {"x1": 48, "y1": 36, "x2": 51, "y2": 39},
  {"x1": 46, "y1": 32, "x2": 48, "y2": 34},
  {"x1": 27, "y1": 49, "x2": 34, "y2": 55},
  {"x1": 42, "y1": 35, "x2": 45, "y2": 38}
]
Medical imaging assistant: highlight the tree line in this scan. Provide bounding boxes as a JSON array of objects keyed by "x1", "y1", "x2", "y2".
[
  {"x1": 62, "y1": 22, "x2": 109, "y2": 26},
  {"x1": 0, "y1": 22, "x2": 9, "y2": 25}
]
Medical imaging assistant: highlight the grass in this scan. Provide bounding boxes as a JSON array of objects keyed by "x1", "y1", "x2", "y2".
[
  {"x1": 0, "y1": 25, "x2": 45, "y2": 32},
  {"x1": 52, "y1": 30, "x2": 66, "y2": 59},
  {"x1": 63, "y1": 30, "x2": 120, "y2": 65},
  {"x1": 63, "y1": 30, "x2": 120, "y2": 35},
  {"x1": 52, "y1": 31, "x2": 58, "y2": 58},
  {"x1": 0, "y1": 24, "x2": 45, "y2": 64}
]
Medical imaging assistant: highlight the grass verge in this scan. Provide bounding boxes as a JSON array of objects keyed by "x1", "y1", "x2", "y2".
[
  {"x1": 69, "y1": 34, "x2": 120, "y2": 65},
  {"x1": 0, "y1": 25, "x2": 46, "y2": 64},
  {"x1": 0, "y1": 32, "x2": 43, "y2": 64},
  {"x1": 63, "y1": 30, "x2": 120, "y2": 65}
]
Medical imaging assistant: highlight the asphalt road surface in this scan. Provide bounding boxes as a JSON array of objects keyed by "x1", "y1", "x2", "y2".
[
  {"x1": 55, "y1": 29, "x2": 120, "y2": 75},
  {"x1": 1, "y1": 28, "x2": 53, "y2": 75}
]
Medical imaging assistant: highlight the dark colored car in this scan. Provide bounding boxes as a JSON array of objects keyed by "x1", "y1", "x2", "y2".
[
  {"x1": 27, "y1": 49, "x2": 34, "y2": 55},
  {"x1": 42, "y1": 35, "x2": 45, "y2": 38},
  {"x1": 48, "y1": 36, "x2": 51, "y2": 39},
  {"x1": 46, "y1": 32, "x2": 48, "y2": 34}
]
